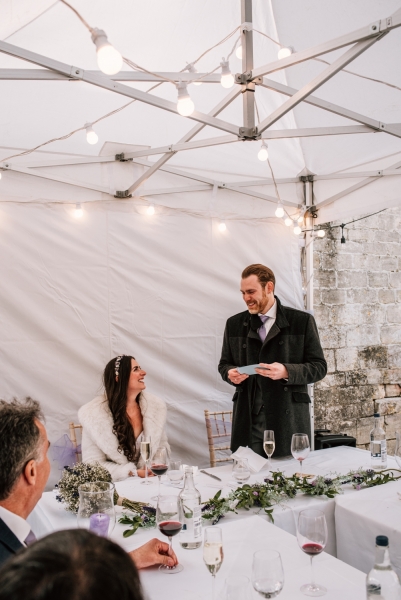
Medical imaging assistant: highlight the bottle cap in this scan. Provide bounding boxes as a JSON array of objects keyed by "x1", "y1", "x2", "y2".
[
  {"x1": 374, "y1": 413, "x2": 380, "y2": 417},
  {"x1": 376, "y1": 535, "x2": 389, "y2": 547}
]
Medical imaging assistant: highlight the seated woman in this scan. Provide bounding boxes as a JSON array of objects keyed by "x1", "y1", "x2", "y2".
[{"x1": 79, "y1": 355, "x2": 170, "y2": 480}]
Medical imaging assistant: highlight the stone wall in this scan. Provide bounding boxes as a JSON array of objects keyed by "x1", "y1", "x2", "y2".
[{"x1": 313, "y1": 207, "x2": 401, "y2": 452}]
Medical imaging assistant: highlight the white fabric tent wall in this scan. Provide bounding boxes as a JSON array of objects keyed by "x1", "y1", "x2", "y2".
[{"x1": 0, "y1": 196, "x2": 302, "y2": 484}]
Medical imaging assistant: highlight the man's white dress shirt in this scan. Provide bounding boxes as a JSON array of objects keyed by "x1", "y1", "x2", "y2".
[{"x1": 0, "y1": 505, "x2": 31, "y2": 546}]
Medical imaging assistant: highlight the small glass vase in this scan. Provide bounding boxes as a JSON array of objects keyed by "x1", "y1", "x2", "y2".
[{"x1": 77, "y1": 481, "x2": 116, "y2": 537}]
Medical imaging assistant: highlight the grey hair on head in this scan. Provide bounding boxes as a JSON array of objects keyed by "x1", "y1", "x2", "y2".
[{"x1": 0, "y1": 398, "x2": 44, "y2": 500}]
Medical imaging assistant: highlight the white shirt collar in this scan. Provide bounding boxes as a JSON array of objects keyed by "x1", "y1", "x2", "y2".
[
  {"x1": 259, "y1": 299, "x2": 277, "y2": 319},
  {"x1": 0, "y1": 505, "x2": 31, "y2": 546}
]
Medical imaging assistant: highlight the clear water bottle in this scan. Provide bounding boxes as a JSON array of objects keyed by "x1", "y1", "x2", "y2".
[
  {"x1": 366, "y1": 535, "x2": 401, "y2": 599},
  {"x1": 178, "y1": 467, "x2": 202, "y2": 549},
  {"x1": 370, "y1": 413, "x2": 387, "y2": 469}
]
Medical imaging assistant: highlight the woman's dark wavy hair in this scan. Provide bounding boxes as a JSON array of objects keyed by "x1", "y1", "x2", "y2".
[{"x1": 104, "y1": 355, "x2": 140, "y2": 462}]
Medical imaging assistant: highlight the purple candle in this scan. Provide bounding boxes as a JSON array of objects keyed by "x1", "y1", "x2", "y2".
[{"x1": 89, "y1": 513, "x2": 110, "y2": 537}]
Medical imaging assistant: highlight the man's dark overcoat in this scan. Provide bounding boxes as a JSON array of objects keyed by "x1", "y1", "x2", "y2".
[{"x1": 218, "y1": 296, "x2": 327, "y2": 457}]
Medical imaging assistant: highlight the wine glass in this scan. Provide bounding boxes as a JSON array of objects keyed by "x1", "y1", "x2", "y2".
[
  {"x1": 150, "y1": 447, "x2": 169, "y2": 500},
  {"x1": 291, "y1": 433, "x2": 310, "y2": 476},
  {"x1": 263, "y1": 430, "x2": 275, "y2": 466},
  {"x1": 252, "y1": 549, "x2": 284, "y2": 598},
  {"x1": 140, "y1": 436, "x2": 152, "y2": 485},
  {"x1": 203, "y1": 526, "x2": 223, "y2": 600},
  {"x1": 297, "y1": 508, "x2": 328, "y2": 596},
  {"x1": 232, "y1": 458, "x2": 251, "y2": 483},
  {"x1": 156, "y1": 495, "x2": 183, "y2": 574},
  {"x1": 167, "y1": 459, "x2": 183, "y2": 484}
]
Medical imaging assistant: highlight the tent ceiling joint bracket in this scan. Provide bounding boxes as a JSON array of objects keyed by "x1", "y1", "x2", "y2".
[
  {"x1": 115, "y1": 153, "x2": 133, "y2": 162},
  {"x1": 114, "y1": 190, "x2": 132, "y2": 198},
  {"x1": 69, "y1": 66, "x2": 84, "y2": 79},
  {"x1": 238, "y1": 126, "x2": 260, "y2": 140}
]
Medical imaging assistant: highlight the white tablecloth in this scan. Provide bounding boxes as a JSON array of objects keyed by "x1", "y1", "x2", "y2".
[
  {"x1": 335, "y1": 479, "x2": 401, "y2": 578},
  {"x1": 29, "y1": 446, "x2": 398, "y2": 561}
]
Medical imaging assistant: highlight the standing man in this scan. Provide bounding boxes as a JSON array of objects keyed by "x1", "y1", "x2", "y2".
[{"x1": 218, "y1": 264, "x2": 327, "y2": 457}]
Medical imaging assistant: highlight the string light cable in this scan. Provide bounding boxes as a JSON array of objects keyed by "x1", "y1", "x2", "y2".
[{"x1": 301, "y1": 208, "x2": 387, "y2": 240}]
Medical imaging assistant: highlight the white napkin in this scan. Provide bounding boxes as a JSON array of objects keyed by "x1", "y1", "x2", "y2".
[{"x1": 231, "y1": 446, "x2": 269, "y2": 473}]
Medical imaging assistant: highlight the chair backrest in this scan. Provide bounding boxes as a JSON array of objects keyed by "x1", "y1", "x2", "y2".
[
  {"x1": 204, "y1": 410, "x2": 233, "y2": 468},
  {"x1": 69, "y1": 422, "x2": 83, "y2": 463}
]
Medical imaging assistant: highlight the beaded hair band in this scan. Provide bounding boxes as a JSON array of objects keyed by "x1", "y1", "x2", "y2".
[{"x1": 115, "y1": 355, "x2": 124, "y2": 380}]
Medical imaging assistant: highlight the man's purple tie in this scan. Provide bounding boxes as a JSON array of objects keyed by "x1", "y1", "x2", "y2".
[
  {"x1": 24, "y1": 529, "x2": 37, "y2": 546},
  {"x1": 258, "y1": 315, "x2": 269, "y2": 342}
]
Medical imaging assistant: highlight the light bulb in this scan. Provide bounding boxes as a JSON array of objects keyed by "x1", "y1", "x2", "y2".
[
  {"x1": 147, "y1": 205, "x2": 155, "y2": 216},
  {"x1": 85, "y1": 124, "x2": 98, "y2": 145},
  {"x1": 187, "y1": 63, "x2": 202, "y2": 86},
  {"x1": 275, "y1": 205, "x2": 285, "y2": 218},
  {"x1": 74, "y1": 203, "x2": 83, "y2": 218},
  {"x1": 0, "y1": 172, "x2": 2, "y2": 180},
  {"x1": 285, "y1": 217, "x2": 292, "y2": 227},
  {"x1": 218, "y1": 222, "x2": 227, "y2": 232},
  {"x1": 317, "y1": 229, "x2": 326, "y2": 238},
  {"x1": 297, "y1": 215, "x2": 304, "y2": 224},
  {"x1": 91, "y1": 28, "x2": 123, "y2": 75},
  {"x1": 277, "y1": 46, "x2": 293, "y2": 60},
  {"x1": 258, "y1": 143, "x2": 268, "y2": 161},
  {"x1": 220, "y1": 59, "x2": 234, "y2": 89},
  {"x1": 293, "y1": 225, "x2": 302, "y2": 235},
  {"x1": 176, "y1": 82, "x2": 195, "y2": 116},
  {"x1": 236, "y1": 45, "x2": 242, "y2": 59}
]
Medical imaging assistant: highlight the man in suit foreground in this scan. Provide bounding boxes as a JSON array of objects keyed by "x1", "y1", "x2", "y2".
[
  {"x1": 0, "y1": 398, "x2": 177, "y2": 569},
  {"x1": 218, "y1": 264, "x2": 327, "y2": 457}
]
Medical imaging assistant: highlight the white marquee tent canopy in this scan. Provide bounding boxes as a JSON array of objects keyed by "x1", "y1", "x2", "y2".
[{"x1": 1, "y1": 0, "x2": 400, "y2": 475}]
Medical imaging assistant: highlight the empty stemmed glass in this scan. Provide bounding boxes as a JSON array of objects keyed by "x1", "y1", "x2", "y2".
[
  {"x1": 150, "y1": 447, "x2": 169, "y2": 500},
  {"x1": 297, "y1": 508, "x2": 328, "y2": 596},
  {"x1": 140, "y1": 436, "x2": 152, "y2": 485},
  {"x1": 291, "y1": 433, "x2": 310, "y2": 477},
  {"x1": 252, "y1": 549, "x2": 284, "y2": 598},
  {"x1": 263, "y1": 430, "x2": 275, "y2": 466},
  {"x1": 156, "y1": 495, "x2": 183, "y2": 574},
  {"x1": 203, "y1": 526, "x2": 224, "y2": 600}
]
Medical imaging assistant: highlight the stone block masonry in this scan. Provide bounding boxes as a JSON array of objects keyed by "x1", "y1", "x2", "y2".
[{"x1": 312, "y1": 208, "x2": 401, "y2": 452}]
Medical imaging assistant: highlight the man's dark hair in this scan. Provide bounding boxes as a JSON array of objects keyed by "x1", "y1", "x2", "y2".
[
  {"x1": 0, "y1": 529, "x2": 144, "y2": 600},
  {"x1": 241, "y1": 264, "x2": 276, "y2": 289},
  {"x1": 0, "y1": 398, "x2": 44, "y2": 500}
]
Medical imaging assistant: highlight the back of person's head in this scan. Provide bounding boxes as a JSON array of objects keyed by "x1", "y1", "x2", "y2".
[
  {"x1": 241, "y1": 264, "x2": 275, "y2": 289},
  {"x1": 0, "y1": 529, "x2": 144, "y2": 600},
  {"x1": 0, "y1": 398, "x2": 44, "y2": 500}
]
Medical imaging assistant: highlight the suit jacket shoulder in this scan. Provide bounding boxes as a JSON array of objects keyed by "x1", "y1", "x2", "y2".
[{"x1": 0, "y1": 518, "x2": 23, "y2": 567}]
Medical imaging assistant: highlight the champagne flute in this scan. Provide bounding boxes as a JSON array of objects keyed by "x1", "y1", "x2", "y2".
[
  {"x1": 150, "y1": 447, "x2": 169, "y2": 500},
  {"x1": 140, "y1": 436, "x2": 152, "y2": 485},
  {"x1": 252, "y1": 549, "x2": 284, "y2": 598},
  {"x1": 263, "y1": 430, "x2": 275, "y2": 466},
  {"x1": 297, "y1": 508, "x2": 328, "y2": 596},
  {"x1": 156, "y1": 495, "x2": 183, "y2": 574},
  {"x1": 203, "y1": 526, "x2": 223, "y2": 600},
  {"x1": 291, "y1": 433, "x2": 310, "y2": 476}
]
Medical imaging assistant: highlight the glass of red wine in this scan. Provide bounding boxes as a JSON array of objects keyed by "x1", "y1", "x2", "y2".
[
  {"x1": 151, "y1": 447, "x2": 169, "y2": 501},
  {"x1": 297, "y1": 508, "x2": 328, "y2": 596},
  {"x1": 156, "y1": 495, "x2": 183, "y2": 574},
  {"x1": 291, "y1": 433, "x2": 310, "y2": 476}
]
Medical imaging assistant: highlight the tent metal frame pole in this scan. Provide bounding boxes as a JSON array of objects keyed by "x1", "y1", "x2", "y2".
[
  {"x1": 240, "y1": 0, "x2": 256, "y2": 137},
  {"x1": 304, "y1": 179, "x2": 315, "y2": 449},
  {"x1": 259, "y1": 78, "x2": 401, "y2": 139},
  {"x1": 258, "y1": 37, "x2": 382, "y2": 134},
  {"x1": 252, "y1": 7, "x2": 401, "y2": 79},
  {"x1": 0, "y1": 41, "x2": 240, "y2": 137}
]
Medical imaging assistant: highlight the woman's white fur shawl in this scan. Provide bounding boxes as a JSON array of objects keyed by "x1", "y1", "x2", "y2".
[{"x1": 78, "y1": 392, "x2": 170, "y2": 481}]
